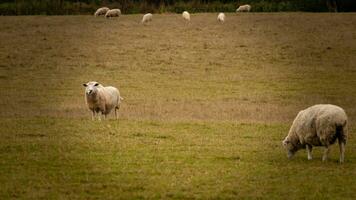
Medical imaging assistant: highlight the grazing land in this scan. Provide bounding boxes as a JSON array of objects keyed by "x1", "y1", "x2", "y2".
[{"x1": 0, "y1": 13, "x2": 356, "y2": 199}]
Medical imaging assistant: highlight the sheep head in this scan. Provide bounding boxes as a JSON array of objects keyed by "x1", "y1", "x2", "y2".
[
  {"x1": 83, "y1": 81, "x2": 101, "y2": 96},
  {"x1": 282, "y1": 137, "x2": 299, "y2": 159}
]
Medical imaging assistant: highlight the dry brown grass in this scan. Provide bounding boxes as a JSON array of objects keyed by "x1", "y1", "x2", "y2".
[{"x1": 1, "y1": 13, "x2": 356, "y2": 123}]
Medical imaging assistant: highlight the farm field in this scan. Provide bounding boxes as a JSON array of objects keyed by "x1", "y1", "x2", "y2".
[{"x1": 0, "y1": 13, "x2": 356, "y2": 199}]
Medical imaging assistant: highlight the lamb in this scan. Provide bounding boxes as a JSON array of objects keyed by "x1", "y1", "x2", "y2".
[
  {"x1": 83, "y1": 81, "x2": 123, "y2": 120},
  {"x1": 94, "y1": 7, "x2": 109, "y2": 16},
  {"x1": 217, "y1": 13, "x2": 225, "y2": 23},
  {"x1": 141, "y1": 13, "x2": 153, "y2": 24},
  {"x1": 182, "y1": 11, "x2": 190, "y2": 21},
  {"x1": 236, "y1": 4, "x2": 251, "y2": 12},
  {"x1": 282, "y1": 104, "x2": 348, "y2": 163},
  {"x1": 105, "y1": 9, "x2": 121, "y2": 18}
]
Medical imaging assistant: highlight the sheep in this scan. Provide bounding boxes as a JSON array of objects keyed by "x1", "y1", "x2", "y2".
[
  {"x1": 105, "y1": 9, "x2": 121, "y2": 18},
  {"x1": 182, "y1": 11, "x2": 190, "y2": 21},
  {"x1": 141, "y1": 13, "x2": 153, "y2": 24},
  {"x1": 282, "y1": 104, "x2": 348, "y2": 163},
  {"x1": 94, "y1": 7, "x2": 109, "y2": 16},
  {"x1": 83, "y1": 81, "x2": 123, "y2": 120},
  {"x1": 217, "y1": 13, "x2": 225, "y2": 23},
  {"x1": 236, "y1": 4, "x2": 251, "y2": 12}
]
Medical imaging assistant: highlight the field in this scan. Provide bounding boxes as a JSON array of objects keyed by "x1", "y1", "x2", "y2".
[{"x1": 1, "y1": 13, "x2": 356, "y2": 199}]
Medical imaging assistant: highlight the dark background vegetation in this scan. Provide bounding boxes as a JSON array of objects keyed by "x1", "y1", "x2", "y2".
[{"x1": 0, "y1": 0, "x2": 355, "y2": 15}]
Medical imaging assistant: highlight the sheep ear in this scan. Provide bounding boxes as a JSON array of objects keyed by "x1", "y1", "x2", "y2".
[{"x1": 83, "y1": 83, "x2": 87, "y2": 87}]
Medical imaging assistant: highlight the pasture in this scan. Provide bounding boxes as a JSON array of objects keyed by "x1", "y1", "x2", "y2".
[{"x1": 0, "y1": 13, "x2": 356, "y2": 199}]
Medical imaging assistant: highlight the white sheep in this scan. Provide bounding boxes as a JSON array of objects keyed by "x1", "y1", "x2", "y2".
[
  {"x1": 83, "y1": 81, "x2": 123, "y2": 120},
  {"x1": 105, "y1": 9, "x2": 121, "y2": 18},
  {"x1": 94, "y1": 7, "x2": 109, "y2": 16},
  {"x1": 182, "y1": 11, "x2": 190, "y2": 21},
  {"x1": 282, "y1": 104, "x2": 348, "y2": 163},
  {"x1": 236, "y1": 4, "x2": 251, "y2": 12},
  {"x1": 217, "y1": 13, "x2": 225, "y2": 23},
  {"x1": 141, "y1": 13, "x2": 153, "y2": 24}
]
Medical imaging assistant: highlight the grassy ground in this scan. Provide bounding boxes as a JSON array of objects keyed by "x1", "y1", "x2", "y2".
[{"x1": 0, "y1": 13, "x2": 356, "y2": 199}]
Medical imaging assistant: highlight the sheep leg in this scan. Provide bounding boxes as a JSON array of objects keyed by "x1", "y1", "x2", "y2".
[
  {"x1": 114, "y1": 108, "x2": 118, "y2": 120},
  {"x1": 306, "y1": 144, "x2": 313, "y2": 160},
  {"x1": 98, "y1": 112, "x2": 102, "y2": 121},
  {"x1": 101, "y1": 110, "x2": 107, "y2": 120},
  {"x1": 91, "y1": 110, "x2": 95, "y2": 121},
  {"x1": 115, "y1": 105, "x2": 120, "y2": 120},
  {"x1": 339, "y1": 140, "x2": 345, "y2": 163},
  {"x1": 322, "y1": 146, "x2": 330, "y2": 162}
]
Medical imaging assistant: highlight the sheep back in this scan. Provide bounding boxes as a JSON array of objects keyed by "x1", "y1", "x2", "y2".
[
  {"x1": 105, "y1": 9, "x2": 121, "y2": 18},
  {"x1": 182, "y1": 11, "x2": 190, "y2": 21},
  {"x1": 236, "y1": 5, "x2": 251, "y2": 12},
  {"x1": 142, "y1": 13, "x2": 153, "y2": 23},
  {"x1": 94, "y1": 7, "x2": 109, "y2": 16},
  {"x1": 98, "y1": 86, "x2": 120, "y2": 115},
  {"x1": 217, "y1": 13, "x2": 225, "y2": 22}
]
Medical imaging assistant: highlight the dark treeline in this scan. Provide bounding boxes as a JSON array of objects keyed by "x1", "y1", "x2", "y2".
[{"x1": 0, "y1": 0, "x2": 355, "y2": 15}]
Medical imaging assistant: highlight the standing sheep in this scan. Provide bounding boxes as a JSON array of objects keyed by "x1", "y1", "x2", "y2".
[
  {"x1": 105, "y1": 9, "x2": 121, "y2": 18},
  {"x1": 94, "y1": 7, "x2": 109, "y2": 16},
  {"x1": 141, "y1": 13, "x2": 153, "y2": 24},
  {"x1": 282, "y1": 104, "x2": 348, "y2": 163},
  {"x1": 83, "y1": 81, "x2": 123, "y2": 120},
  {"x1": 182, "y1": 11, "x2": 190, "y2": 21},
  {"x1": 236, "y1": 4, "x2": 251, "y2": 12},
  {"x1": 217, "y1": 13, "x2": 225, "y2": 23}
]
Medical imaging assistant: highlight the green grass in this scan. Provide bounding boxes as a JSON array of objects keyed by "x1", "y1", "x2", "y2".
[
  {"x1": 1, "y1": 13, "x2": 356, "y2": 199},
  {"x1": 1, "y1": 119, "x2": 356, "y2": 199}
]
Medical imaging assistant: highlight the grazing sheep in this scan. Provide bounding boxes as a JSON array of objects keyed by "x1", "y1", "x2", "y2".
[
  {"x1": 141, "y1": 13, "x2": 153, "y2": 24},
  {"x1": 83, "y1": 81, "x2": 123, "y2": 120},
  {"x1": 217, "y1": 13, "x2": 225, "y2": 23},
  {"x1": 282, "y1": 104, "x2": 348, "y2": 163},
  {"x1": 105, "y1": 9, "x2": 121, "y2": 18},
  {"x1": 236, "y1": 4, "x2": 251, "y2": 12},
  {"x1": 182, "y1": 11, "x2": 190, "y2": 21},
  {"x1": 94, "y1": 7, "x2": 109, "y2": 16}
]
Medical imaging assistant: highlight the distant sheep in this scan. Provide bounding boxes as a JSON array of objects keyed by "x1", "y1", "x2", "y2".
[
  {"x1": 182, "y1": 11, "x2": 190, "y2": 21},
  {"x1": 236, "y1": 4, "x2": 251, "y2": 12},
  {"x1": 142, "y1": 13, "x2": 153, "y2": 24},
  {"x1": 217, "y1": 13, "x2": 225, "y2": 23},
  {"x1": 105, "y1": 9, "x2": 121, "y2": 18},
  {"x1": 282, "y1": 104, "x2": 348, "y2": 163},
  {"x1": 83, "y1": 81, "x2": 123, "y2": 120},
  {"x1": 94, "y1": 7, "x2": 109, "y2": 16}
]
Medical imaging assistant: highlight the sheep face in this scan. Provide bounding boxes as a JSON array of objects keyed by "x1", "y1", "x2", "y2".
[
  {"x1": 282, "y1": 138, "x2": 298, "y2": 159},
  {"x1": 83, "y1": 81, "x2": 100, "y2": 96}
]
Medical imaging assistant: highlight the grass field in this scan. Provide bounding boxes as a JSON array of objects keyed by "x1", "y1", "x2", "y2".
[{"x1": 1, "y1": 13, "x2": 356, "y2": 199}]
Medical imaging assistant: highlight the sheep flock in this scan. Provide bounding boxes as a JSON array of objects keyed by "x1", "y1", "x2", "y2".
[{"x1": 93, "y1": 5, "x2": 252, "y2": 23}]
